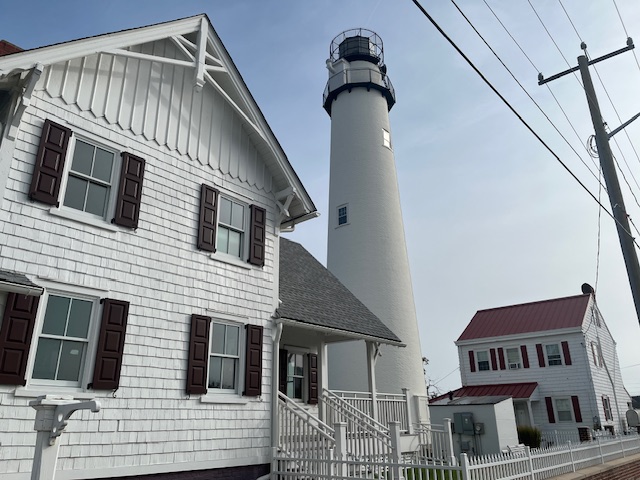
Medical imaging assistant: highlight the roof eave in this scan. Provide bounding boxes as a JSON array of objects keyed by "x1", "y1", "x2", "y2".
[
  {"x1": 455, "y1": 326, "x2": 584, "y2": 346},
  {"x1": 280, "y1": 317, "x2": 405, "y2": 347}
]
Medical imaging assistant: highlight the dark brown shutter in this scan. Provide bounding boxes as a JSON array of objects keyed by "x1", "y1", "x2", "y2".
[
  {"x1": 490, "y1": 348, "x2": 498, "y2": 371},
  {"x1": 498, "y1": 348, "x2": 506, "y2": 370},
  {"x1": 113, "y1": 152, "x2": 145, "y2": 228},
  {"x1": 468, "y1": 350, "x2": 476, "y2": 373},
  {"x1": 279, "y1": 349, "x2": 288, "y2": 394},
  {"x1": 545, "y1": 397, "x2": 556, "y2": 423},
  {"x1": 0, "y1": 293, "x2": 39, "y2": 385},
  {"x1": 308, "y1": 353, "x2": 318, "y2": 405},
  {"x1": 536, "y1": 344, "x2": 545, "y2": 367},
  {"x1": 521, "y1": 345, "x2": 530, "y2": 368},
  {"x1": 561, "y1": 341, "x2": 572, "y2": 365},
  {"x1": 243, "y1": 324, "x2": 263, "y2": 396},
  {"x1": 91, "y1": 299, "x2": 129, "y2": 390},
  {"x1": 186, "y1": 314, "x2": 210, "y2": 395},
  {"x1": 197, "y1": 184, "x2": 218, "y2": 252},
  {"x1": 572, "y1": 396, "x2": 583, "y2": 422},
  {"x1": 248, "y1": 205, "x2": 266, "y2": 266},
  {"x1": 28, "y1": 120, "x2": 72, "y2": 206}
]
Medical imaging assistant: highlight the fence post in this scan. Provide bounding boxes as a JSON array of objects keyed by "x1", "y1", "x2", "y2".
[
  {"x1": 460, "y1": 453, "x2": 470, "y2": 480},
  {"x1": 597, "y1": 436, "x2": 604, "y2": 464},
  {"x1": 334, "y1": 422, "x2": 348, "y2": 478},
  {"x1": 390, "y1": 421, "x2": 404, "y2": 480},
  {"x1": 444, "y1": 418, "x2": 457, "y2": 466},
  {"x1": 620, "y1": 432, "x2": 626, "y2": 458},
  {"x1": 525, "y1": 446, "x2": 535, "y2": 480},
  {"x1": 568, "y1": 442, "x2": 575, "y2": 472},
  {"x1": 402, "y1": 388, "x2": 414, "y2": 434}
]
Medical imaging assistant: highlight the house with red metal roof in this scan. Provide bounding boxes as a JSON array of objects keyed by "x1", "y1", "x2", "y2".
[{"x1": 436, "y1": 288, "x2": 631, "y2": 444}]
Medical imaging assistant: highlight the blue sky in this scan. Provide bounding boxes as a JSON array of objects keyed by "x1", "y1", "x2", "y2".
[{"x1": 3, "y1": 1, "x2": 640, "y2": 395}]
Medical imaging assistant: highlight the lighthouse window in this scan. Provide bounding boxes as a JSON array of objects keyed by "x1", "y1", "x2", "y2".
[
  {"x1": 382, "y1": 128, "x2": 392, "y2": 149},
  {"x1": 337, "y1": 204, "x2": 348, "y2": 226}
]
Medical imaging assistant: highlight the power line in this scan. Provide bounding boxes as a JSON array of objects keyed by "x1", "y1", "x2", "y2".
[
  {"x1": 613, "y1": 0, "x2": 640, "y2": 74},
  {"x1": 479, "y1": 0, "x2": 602, "y2": 181},
  {"x1": 410, "y1": 0, "x2": 640, "y2": 251}
]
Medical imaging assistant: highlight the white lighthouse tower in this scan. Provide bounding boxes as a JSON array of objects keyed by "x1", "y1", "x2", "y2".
[{"x1": 324, "y1": 30, "x2": 427, "y2": 399}]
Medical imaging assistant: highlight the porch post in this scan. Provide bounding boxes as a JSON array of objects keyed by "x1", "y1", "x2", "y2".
[
  {"x1": 318, "y1": 341, "x2": 328, "y2": 423},
  {"x1": 527, "y1": 399, "x2": 535, "y2": 426},
  {"x1": 444, "y1": 418, "x2": 457, "y2": 466},
  {"x1": 402, "y1": 388, "x2": 414, "y2": 434},
  {"x1": 366, "y1": 341, "x2": 379, "y2": 422}
]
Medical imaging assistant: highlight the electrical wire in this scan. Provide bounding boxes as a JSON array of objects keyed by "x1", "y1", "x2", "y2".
[
  {"x1": 613, "y1": 0, "x2": 640, "y2": 73},
  {"x1": 480, "y1": 0, "x2": 602, "y2": 180},
  {"x1": 409, "y1": 0, "x2": 640, "y2": 250}
]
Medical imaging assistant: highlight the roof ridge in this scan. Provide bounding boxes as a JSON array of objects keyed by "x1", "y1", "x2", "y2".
[{"x1": 475, "y1": 293, "x2": 590, "y2": 314}]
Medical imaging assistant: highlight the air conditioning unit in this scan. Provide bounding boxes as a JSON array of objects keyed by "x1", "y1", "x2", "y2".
[{"x1": 509, "y1": 363, "x2": 521, "y2": 369}]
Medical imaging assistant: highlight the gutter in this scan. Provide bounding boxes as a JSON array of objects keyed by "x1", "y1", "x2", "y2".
[{"x1": 0, "y1": 280, "x2": 43, "y2": 296}]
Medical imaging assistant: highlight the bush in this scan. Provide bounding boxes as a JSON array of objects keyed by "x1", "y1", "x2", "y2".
[{"x1": 517, "y1": 425, "x2": 542, "y2": 448}]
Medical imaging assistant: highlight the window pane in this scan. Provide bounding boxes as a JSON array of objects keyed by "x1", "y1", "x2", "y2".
[
  {"x1": 57, "y1": 341, "x2": 85, "y2": 381},
  {"x1": 226, "y1": 326, "x2": 239, "y2": 356},
  {"x1": 287, "y1": 354, "x2": 296, "y2": 376},
  {"x1": 217, "y1": 227, "x2": 229, "y2": 254},
  {"x1": 93, "y1": 147, "x2": 114, "y2": 182},
  {"x1": 221, "y1": 358, "x2": 236, "y2": 389},
  {"x1": 32, "y1": 338, "x2": 60, "y2": 380},
  {"x1": 230, "y1": 202, "x2": 244, "y2": 230},
  {"x1": 295, "y1": 354, "x2": 304, "y2": 376},
  {"x1": 219, "y1": 197, "x2": 232, "y2": 225},
  {"x1": 71, "y1": 140, "x2": 94, "y2": 176},
  {"x1": 546, "y1": 344, "x2": 560, "y2": 356},
  {"x1": 294, "y1": 378, "x2": 303, "y2": 399},
  {"x1": 85, "y1": 182, "x2": 108, "y2": 216},
  {"x1": 211, "y1": 323, "x2": 225, "y2": 354},
  {"x1": 67, "y1": 299, "x2": 92, "y2": 338},
  {"x1": 228, "y1": 230, "x2": 241, "y2": 258},
  {"x1": 208, "y1": 356, "x2": 222, "y2": 388},
  {"x1": 506, "y1": 348, "x2": 519, "y2": 364},
  {"x1": 64, "y1": 176, "x2": 88, "y2": 211},
  {"x1": 42, "y1": 295, "x2": 70, "y2": 336},
  {"x1": 287, "y1": 380, "x2": 295, "y2": 398}
]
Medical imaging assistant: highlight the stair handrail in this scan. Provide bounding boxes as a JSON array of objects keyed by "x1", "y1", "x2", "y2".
[
  {"x1": 323, "y1": 388, "x2": 391, "y2": 440},
  {"x1": 278, "y1": 391, "x2": 335, "y2": 441}
]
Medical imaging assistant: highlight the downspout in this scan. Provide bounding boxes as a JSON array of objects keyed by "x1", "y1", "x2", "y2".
[{"x1": 270, "y1": 318, "x2": 284, "y2": 475}]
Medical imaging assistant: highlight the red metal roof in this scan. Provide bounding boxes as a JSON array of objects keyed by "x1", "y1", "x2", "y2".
[
  {"x1": 457, "y1": 293, "x2": 591, "y2": 342},
  {"x1": 430, "y1": 382, "x2": 538, "y2": 403},
  {"x1": 0, "y1": 40, "x2": 22, "y2": 57}
]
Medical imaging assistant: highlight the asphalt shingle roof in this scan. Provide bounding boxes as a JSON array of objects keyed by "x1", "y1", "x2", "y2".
[
  {"x1": 278, "y1": 238, "x2": 402, "y2": 344},
  {"x1": 0, "y1": 269, "x2": 40, "y2": 289},
  {"x1": 457, "y1": 294, "x2": 591, "y2": 342}
]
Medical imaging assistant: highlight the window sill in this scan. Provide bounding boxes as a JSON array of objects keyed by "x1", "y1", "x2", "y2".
[
  {"x1": 14, "y1": 386, "x2": 99, "y2": 400},
  {"x1": 49, "y1": 207, "x2": 124, "y2": 233},
  {"x1": 200, "y1": 394, "x2": 251, "y2": 405},
  {"x1": 210, "y1": 252, "x2": 251, "y2": 270}
]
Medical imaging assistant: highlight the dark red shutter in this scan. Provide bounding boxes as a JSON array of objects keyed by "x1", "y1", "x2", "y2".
[
  {"x1": 521, "y1": 345, "x2": 530, "y2": 368},
  {"x1": 572, "y1": 396, "x2": 583, "y2": 422},
  {"x1": 545, "y1": 397, "x2": 556, "y2": 423},
  {"x1": 91, "y1": 299, "x2": 129, "y2": 390},
  {"x1": 498, "y1": 348, "x2": 506, "y2": 370},
  {"x1": 490, "y1": 348, "x2": 498, "y2": 370},
  {"x1": 28, "y1": 119, "x2": 72, "y2": 206},
  {"x1": 244, "y1": 324, "x2": 263, "y2": 396},
  {"x1": 536, "y1": 344, "x2": 545, "y2": 367},
  {"x1": 113, "y1": 152, "x2": 145, "y2": 228},
  {"x1": 186, "y1": 315, "x2": 210, "y2": 395},
  {"x1": 197, "y1": 184, "x2": 218, "y2": 252},
  {"x1": 0, "y1": 293, "x2": 39, "y2": 385},
  {"x1": 468, "y1": 350, "x2": 476, "y2": 373},
  {"x1": 561, "y1": 341, "x2": 572, "y2": 365},
  {"x1": 308, "y1": 353, "x2": 318, "y2": 405},
  {"x1": 248, "y1": 205, "x2": 266, "y2": 266},
  {"x1": 279, "y1": 349, "x2": 288, "y2": 394}
]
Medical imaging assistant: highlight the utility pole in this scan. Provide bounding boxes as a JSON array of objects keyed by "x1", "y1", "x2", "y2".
[{"x1": 539, "y1": 40, "x2": 640, "y2": 325}]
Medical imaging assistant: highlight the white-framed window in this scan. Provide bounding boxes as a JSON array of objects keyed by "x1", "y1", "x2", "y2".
[
  {"x1": 545, "y1": 344, "x2": 562, "y2": 366},
  {"x1": 382, "y1": 128, "x2": 392, "y2": 149},
  {"x1": 591, "y1": 342, "x2": 604, "y2": 367},
  {"x1": 506, "y1": 347, "x2": 521, "y2": 369},
  {"x1": 337, "y1": 204, "x2": 349, "y2": 226},
  {"x1": 286, "y1": 352, "x2": 305, "y2": 400},
  {"x1": 555, "y1": 398, "x2": 573, "y2": 422},
  {"x1": 216, "y1": 195, "x2": 247, "y2": 259},
  {"x1": 29, "y1": 291, "x2": 100, "y2": 388},
  {"x1": 208, "y1": 321, "x2": 242, "y2": 393},
  {"x1": 61, "y1": 138, "x2": 117, "y2": 219},
  {"x1": 476, "y1": 350, "x2": 490, "y2": 371}
]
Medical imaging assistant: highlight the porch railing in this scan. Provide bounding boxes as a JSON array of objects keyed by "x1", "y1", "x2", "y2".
[
  {"x1": 277, "y1": 391, "x2": 335, "y2": 477},
  {"x1": 322, "y1": 389, "x2": 394, "y2": 463},
  {"x1": 330, "y1": 389, "x2": 410, "y2": 431},
  {"x1": 412, "y1": 422, "x2": 456, "y2": 465}
]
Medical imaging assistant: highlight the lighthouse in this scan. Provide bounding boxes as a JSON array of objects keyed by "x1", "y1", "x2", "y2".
[{"x1": 324, "y1": 29, "x2": 427, "y2": 399}]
